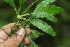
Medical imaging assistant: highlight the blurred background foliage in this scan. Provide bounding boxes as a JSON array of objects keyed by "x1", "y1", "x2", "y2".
[{"x1": 0, "y1": 0, "x2": 70, "y2": 47}]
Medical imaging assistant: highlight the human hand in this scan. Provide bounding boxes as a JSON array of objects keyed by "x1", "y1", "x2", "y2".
[{"x1": 0, "y1": 23, "x2": 30, "y2": 47}]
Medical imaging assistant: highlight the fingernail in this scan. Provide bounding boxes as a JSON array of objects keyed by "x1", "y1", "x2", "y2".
[{"x1": 16, "y1": 28, "x2": 25, "y2": 35}]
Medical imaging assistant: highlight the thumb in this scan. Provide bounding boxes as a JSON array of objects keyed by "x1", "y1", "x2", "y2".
[{"x1": 5, "y1": 28, "x2": 25, "y2": 47}]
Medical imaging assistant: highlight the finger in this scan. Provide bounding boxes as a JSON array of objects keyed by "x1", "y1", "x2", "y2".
[
  {"x1": 25, "y1": 28, "x2": 31, "y2": 35},
  {"x1": 0, "y1": 38, "x2": 5, "y2": 43},
  {"x1": 2, "y1": 23, "x2": 16, "y2": 35},
  {"x1": 24, "y1": 37, "x2": 30, "y2": 46},
  {"x1": 0, "y1": 23, "x2": 15, "y2": 42},
  {"x1": 0, "y1": 30, "x2": 8, "y2": 41},
  {"x1": 5, "y1": 28, "x2": 25, "y2": 47}
]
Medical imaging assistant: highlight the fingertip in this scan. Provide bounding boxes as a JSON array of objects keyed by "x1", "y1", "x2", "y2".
[
  {"x1": 3, "y1": 23, "x2": 16, "y2": 28},
  {"x1": 16, "y1": 28, "x2": 25, "y2": 36},
  {"x1": 25, "y1": 28, "x2": 31, "y2": 35},
  {"x1": 2, "y1": 23, "x2": 16, "y2": 35},
  {"x1": 16, "y1": 28, "x2": 25, "y2": 43},
  {"x1": 9, "y1": 23, "x2": 16, "y2": 27},
  {"x1": 8, "y1": 28, "x2": 25, "y2": 45}
]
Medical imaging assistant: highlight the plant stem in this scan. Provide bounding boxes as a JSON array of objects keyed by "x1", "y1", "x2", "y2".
[
  {"x1": 18, "y1": 5, "x2": 21, "y2": 14},
  {"x1": 14, "y1": 8, "x2": 19, "y2": 15}
]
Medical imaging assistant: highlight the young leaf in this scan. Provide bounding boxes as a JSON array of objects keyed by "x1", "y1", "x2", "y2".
[
  {"x1": 30, "y1": 39, "x2": 38, "y2": 47},
  {"x1": 33, "y1": 12, "x2": 58, "y2": 23},
  {"x1": 22, "y1": 0, "x2": 38, "y2": 14},
  {"x1": 31, "y1": 30, "x2": 44, "y2": 38},
  {"x1": 5, "y1": 0, "x2": 15, "y2": 8},
  {"x1": 19, "y1": 0, "x2": 26, "y2": 6},
  {"x1": 30, "y1": 19, "x2": 56, "y2": 36}
]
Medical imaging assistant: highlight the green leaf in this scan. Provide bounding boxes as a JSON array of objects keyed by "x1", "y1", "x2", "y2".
[
  {"x1": 32, "y1": 4, "x2": 63, "y2": 23},
  {"x1": 22, "y1": 0, "x2": 38, "y2": 14},
  {"x1": 5, "y1": 0, "x2": 15, "y2": 8},
  {"x1": 43, "y1": 5, "x2": 64, "y2": 15},
  {"x1": 9, "y1": 29, "x2": 15, "y2": 36},
  {"x1": 19, "y1": 0, "x2": 26, "y2": 6},
  {"x1": 33, "y1": 5, "x2": 63, "y2": 15},
  {"x1": 33, "y1": 12, "x2": 58, "y2": 23},
  {"x1": 28, "y1": 30, "x2": 44, "y2": 40},
  {"x1": 33, "y1": 0, "x2": 56, "y2": 14},
  {"x1": 31, "y1": 30, "x2": 44, "y2": 38},
  {"x1": 30, "y1": 19, "x2": 56, "y2": 36},
  {"x1": 32, "y1": 0, "x2": 63, "y2": 23},
  {"x1": 42, "y1": 0, "x2": 55, "y2": 5},
  {"x1": 28, "y1": 33, "x2": 36, "y2": 40},
  {"x1": 30, "y1": 39, "x2": 38, "y2": 47}
]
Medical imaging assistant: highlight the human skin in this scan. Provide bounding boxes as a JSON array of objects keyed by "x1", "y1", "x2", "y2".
[{"x1": 0, "y1": 23, "x2": 30, "y2": 47}]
